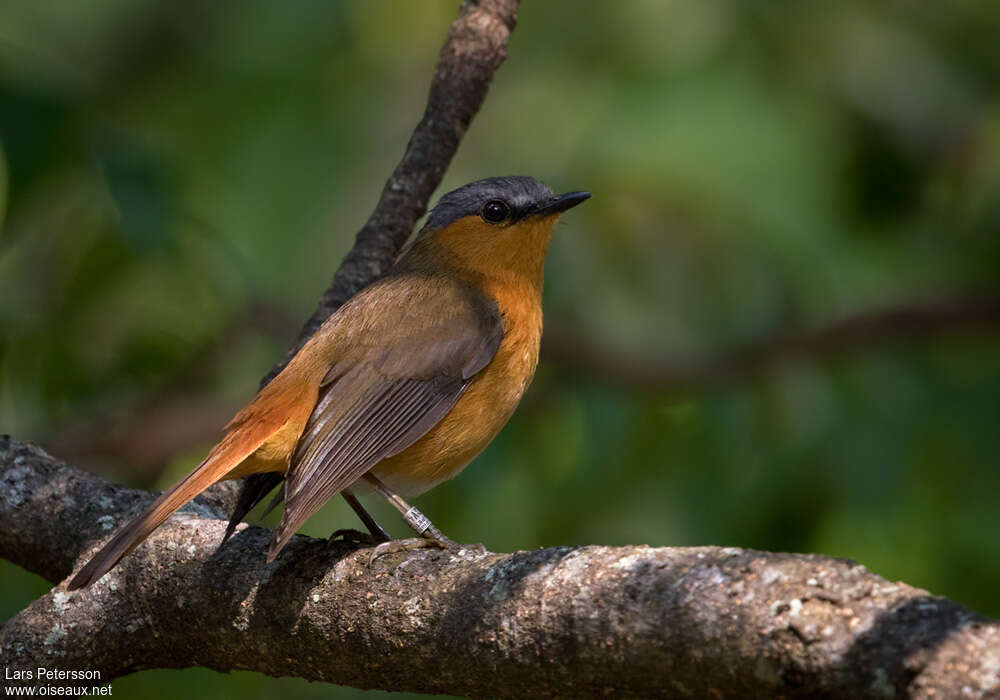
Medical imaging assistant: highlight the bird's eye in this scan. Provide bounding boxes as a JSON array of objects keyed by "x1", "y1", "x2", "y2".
[{"x1": 481, "y1": 199, "x2": 510, "y2": 224}]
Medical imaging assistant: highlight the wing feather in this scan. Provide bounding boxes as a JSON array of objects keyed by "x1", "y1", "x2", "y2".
[{"x1": 266, "y1": 278, "x2": 502, "y2": 560}]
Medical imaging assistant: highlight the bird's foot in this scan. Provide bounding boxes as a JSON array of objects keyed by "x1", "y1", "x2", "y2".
[
  {"x1": 367, "y1": 535, "x2": 488, "y2": 564},
  {"x1": 368, "y1": 537, "x2": 446, "y2": 563},
  {"x1": 329, "y1": 528, "x2": 389, "y2": 548},
  {"x1": 418, "y1": 525, "x2": 487, "y2": 555}
]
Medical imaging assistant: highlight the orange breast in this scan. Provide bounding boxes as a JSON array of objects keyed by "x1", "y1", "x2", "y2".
[{"x1": 371, "y1": 274, "x2": 542, "y2": 496}]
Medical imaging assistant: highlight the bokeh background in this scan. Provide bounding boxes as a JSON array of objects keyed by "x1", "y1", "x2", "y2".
[{"x1": 2, "y1": 1, "x2": 1000, "y2": 697}]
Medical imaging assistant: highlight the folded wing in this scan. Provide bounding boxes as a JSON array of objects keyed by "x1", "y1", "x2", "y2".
[{"x1": 267, "y1": 276, "x2": 503, "y2": 560}]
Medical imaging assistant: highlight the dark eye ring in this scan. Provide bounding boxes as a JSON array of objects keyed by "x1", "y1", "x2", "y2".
[{"x1": 481, "y1": 199, "x2": 510, "y2": 223}]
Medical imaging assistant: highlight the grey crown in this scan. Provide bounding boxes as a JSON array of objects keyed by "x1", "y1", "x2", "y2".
[{"x1": 422, "y1": 176, "x2": 554, "y2": 232}]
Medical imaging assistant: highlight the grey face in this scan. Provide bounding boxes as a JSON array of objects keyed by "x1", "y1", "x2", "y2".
[{"x1": 422, "y1": 176, "x2": 555, "y2": 233}]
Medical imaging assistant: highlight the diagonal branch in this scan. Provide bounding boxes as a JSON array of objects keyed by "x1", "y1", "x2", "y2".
[
  {"x1": 262, "y1": 0, "x2": 520, "y2": 385},
  {"x1": 223, "y1": 0, "x2": 520, "y2": 520},
  {"x1": 2, "y1": 436, "x2": 999, "y2": 698}
]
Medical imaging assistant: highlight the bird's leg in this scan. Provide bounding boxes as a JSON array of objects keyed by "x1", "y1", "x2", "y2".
[
  {"x1": 362, "y1": 473, "x2": 459, "y2": 559},
  {"x1": 362, "y1": 473, "x2": 456, "y2": 544},
  {"x1": 329, "y1": 490, "x2": 390, "y2": 545},
  {"x1": 329, "y1": 489, "x2": 392, "y2": 545}
]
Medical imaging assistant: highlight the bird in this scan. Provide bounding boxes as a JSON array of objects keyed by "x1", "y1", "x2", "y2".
[{"x1": 67, "y1": 175, "x2": 589, "y2": 590}]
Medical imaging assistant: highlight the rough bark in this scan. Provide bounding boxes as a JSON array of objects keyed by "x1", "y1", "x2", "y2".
[{"x1": 2, "y1": 436, "x2": 999, "y2": 698}]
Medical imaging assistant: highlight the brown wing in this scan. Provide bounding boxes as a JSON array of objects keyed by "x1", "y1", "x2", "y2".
[{"x1": 266, "y1": 277, "x2": 503, "y2": 560}]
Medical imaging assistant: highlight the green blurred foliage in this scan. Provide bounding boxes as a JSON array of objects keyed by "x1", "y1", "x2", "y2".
[{"x1": 2, "y1": 0, "x2": 1000, "y2": 696}]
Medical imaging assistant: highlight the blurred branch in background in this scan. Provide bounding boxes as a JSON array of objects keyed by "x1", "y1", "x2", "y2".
[
  {"x1": 545, "y1": 295, "x2": 1000, "y2": 393},
  {"x1": 45, "y1": 300, "x2": 297, "y2": 485},
  {"x1": 48, "y1": 294, "x2": 1000, "y2": 478}
]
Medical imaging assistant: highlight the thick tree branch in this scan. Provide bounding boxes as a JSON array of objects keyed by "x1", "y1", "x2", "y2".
[{"x1": 2, "y1": 437, "x2": 999, "y2": 698}]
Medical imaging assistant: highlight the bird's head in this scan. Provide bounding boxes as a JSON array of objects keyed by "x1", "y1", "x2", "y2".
[{"x1": 409, "y1": 176, "x2": 590, "y2": 286}]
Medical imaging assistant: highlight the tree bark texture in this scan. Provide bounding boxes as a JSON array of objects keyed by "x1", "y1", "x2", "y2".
[{"x1": 2, "y1": 437, "x2": 999, "y2": 698}]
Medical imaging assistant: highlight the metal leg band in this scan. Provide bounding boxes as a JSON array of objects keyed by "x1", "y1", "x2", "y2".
[{"x1": 403, "y1": 507, "x2": 431, "y2": 535}]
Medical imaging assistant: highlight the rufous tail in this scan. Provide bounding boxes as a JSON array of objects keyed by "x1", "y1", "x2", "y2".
[{"x1": 67, "y1": 425, "x2": 279, "y2": 590}]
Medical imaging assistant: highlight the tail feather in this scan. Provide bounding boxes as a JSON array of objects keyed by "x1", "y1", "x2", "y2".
[
  {"x1": 68, "y1": 363, "x2": 322, "y2": 590},
  {"x1": 67, "y1": 425, "x2": 283, "y2": 590}
]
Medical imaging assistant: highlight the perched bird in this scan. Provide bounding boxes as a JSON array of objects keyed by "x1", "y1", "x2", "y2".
[{"x1": 68, "y1": 176, "x2": 589, "y2": 590}]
